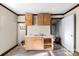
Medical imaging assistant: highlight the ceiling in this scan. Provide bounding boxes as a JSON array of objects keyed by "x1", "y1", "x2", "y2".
[{"x1": 3, "y1": 3, "x2": 78, "y2": 14}]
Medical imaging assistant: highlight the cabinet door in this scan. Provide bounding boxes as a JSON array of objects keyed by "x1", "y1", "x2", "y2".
[
  {"x1": 43, "y1": 13, "x2": 51, "y2": 25},
  {"x1": 25, "y1": 13, "x2": 32, "y2": 25},
  {"x1": 36, "y1": 13, "x2": 44, "y2": 25},
  {"x1": 25, "y1": 37, "x2": 44, "y2": 50}
]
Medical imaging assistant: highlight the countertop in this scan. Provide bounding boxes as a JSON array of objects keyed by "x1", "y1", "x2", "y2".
[{"x1": 25, "y1": 35, "x2": 53, "y2": 39}]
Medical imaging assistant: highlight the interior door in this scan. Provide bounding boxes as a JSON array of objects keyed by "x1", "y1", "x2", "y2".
[{"x1": 63, "y1": 14, "x2": 74, "y2": 53}]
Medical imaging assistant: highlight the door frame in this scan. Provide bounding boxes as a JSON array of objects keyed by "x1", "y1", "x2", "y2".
[{"x1": 74, "y1": 14, "x2": 76, "y2": 52}]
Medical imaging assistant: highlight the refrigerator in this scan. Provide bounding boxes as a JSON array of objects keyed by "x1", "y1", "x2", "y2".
[{"x1": 18, "y1": 23, "x2": 26, "y2": 44}]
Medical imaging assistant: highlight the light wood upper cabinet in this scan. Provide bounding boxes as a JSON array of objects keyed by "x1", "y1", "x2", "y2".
[
  {"x1": 25, "y1": 13, "x2": 33, "y2": 25},
  {"x1": 25, "y1": 13, "x2": 51, "y2": 25},
  {"x1": 43, "y1": 13, "x2": 51, "y2": 25},
  {"x1": 36, "y1": 13, "x2": 44, "y2": 25},
  {"x1": 36, "y1": 13, "x2": 51, "y2": 25}
]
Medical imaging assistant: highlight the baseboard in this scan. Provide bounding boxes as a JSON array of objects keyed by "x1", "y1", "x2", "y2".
[{"x1": 0, "y1": 44, "x2": 18, "y2": 56}]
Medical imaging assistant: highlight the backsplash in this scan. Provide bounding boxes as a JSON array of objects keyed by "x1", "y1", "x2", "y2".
[{"x1": 27, "y1": 25, "x2": 50, "y2": 36}]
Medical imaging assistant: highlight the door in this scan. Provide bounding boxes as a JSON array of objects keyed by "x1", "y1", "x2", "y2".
[{"x1": 63, "y1": 14, "x2": 74, "y2": 53}]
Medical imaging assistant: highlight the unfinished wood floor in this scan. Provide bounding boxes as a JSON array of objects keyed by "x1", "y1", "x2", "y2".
[{"x1": 5, "y1": 44, "x2": 73, "y2": 56}]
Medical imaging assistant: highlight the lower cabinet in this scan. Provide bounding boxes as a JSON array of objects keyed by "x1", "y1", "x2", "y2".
[
  {"x1": 24, "y1": 37, "x2": 44, "y2": 50},
  {"x1": 23, "y1": 37, "x2": 53, "y2": 50}
]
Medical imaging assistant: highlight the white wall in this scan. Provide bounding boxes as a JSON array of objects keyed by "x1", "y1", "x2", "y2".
[
  {"x1": 52, "y1": 25, "x2": 56, "y2": 36},
  {"x1": 76, "y1": 7, "x2": 79, "y2": 52},
  {"x1": 0, "y1": 5, "x2": 17, "y2": 55},
  {"x1": 55, "y1": 24, "x2": 60, "y2": 36}
]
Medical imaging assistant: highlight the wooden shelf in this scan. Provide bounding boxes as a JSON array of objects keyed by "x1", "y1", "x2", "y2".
[
  {"x1": 44, "y1": 45, "x2": 52, "y2": 50},
  {"x1": 44, "y1": 43, "x2": 52, "y2": 45},
  {"x1": 44, "y1": 38, "x2": 52, "y2": 45},
  {"x1": 44, "y1": 38, "x2": 52, "y2": 50},
  {"x1": 44, "y1": 47, "x2": 52, "y2": 50}
]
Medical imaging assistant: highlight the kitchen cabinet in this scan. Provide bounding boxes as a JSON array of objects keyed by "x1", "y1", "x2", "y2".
[
  {"x1": 25, "y1": 13, "x2": 33, "y2": 25},
  {"x1": 36, "y1": 13, "x2": 51, "y2": 25},
  {"x1": 36, "y1": 13, "x2": 44, "y2": 25},
  {"x1": 24, "y1": 37, "x2": 44, "y2": 50},
  {"x1": 25, "y1": 13, "x2": 51, "y2": 25},
  {"x1": 43, "y1": 13, "x2": 51, "y2": 25},
  {"x1": 23, "y1": 36, "x2": 53, "y2": 50}
]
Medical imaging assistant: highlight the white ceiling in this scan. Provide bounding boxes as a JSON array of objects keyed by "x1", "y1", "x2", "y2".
[{"x1": 3, "y1": 3, "x2": 78, "y2": 14}]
